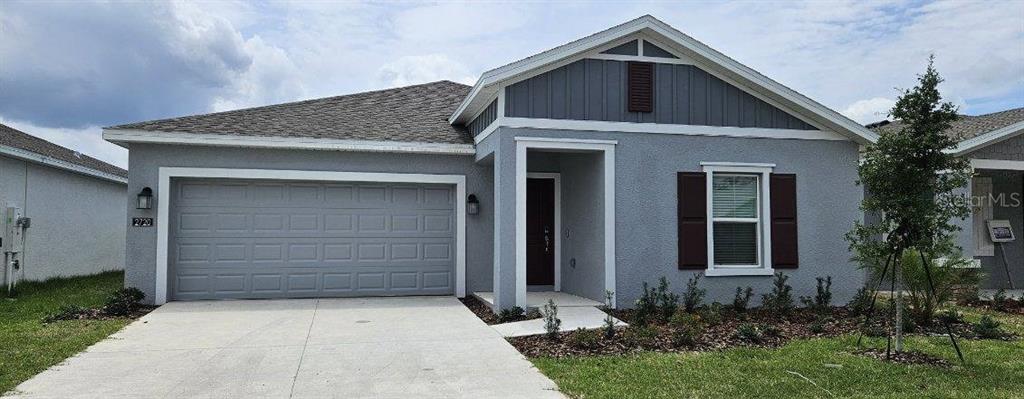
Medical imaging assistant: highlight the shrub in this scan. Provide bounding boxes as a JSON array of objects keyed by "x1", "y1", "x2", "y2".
[
  {"x1": 848, "y1": 286, "x2": 873, "y2": 316},
  {"x1": 732, "y1": 286, "x2": 754, "y2": 313},
  {"x1": 761, "y1": 272, "x2": 795, "y2": 315},
  {"x1": 699, "y1": 302, "x2": 724, "y2": 326},
  {"x1": 671, "y1": 324, "x2": 702, "y2": 348},
  {"x1": 603, "y1": 290, "x2": 617, "y2": 339},
  {"x1": 735, "y1": 323, "x2": 763, "y2": 343},
  {"x1": 809, "y1": 320, "x2": 825, "y2": 334},
  {"x1": 973, "y1": 316, "x2": 1004, "y2": 339},
  {"x1": 656, "y1": 277, "x2": 680, "y2": 321},
  {"x1": 623, "y1": 325, "x2": 659, "y2": 348},
  {"x1": 568, "y1": 328, "x2": 601, "y2": 350},
  {"x1": 633, "y1": 282, "x2": 659, "y2": 326},
  {"x1": 682, "y1": 273, "x2": 706, "y2": 313},
  {"x1": 43, "y1": 304, "x2": 88, "y2": 323},
  {"x1": 762, "y1": 324, "x2": 782, "y2": 338},
  {"x1": 543, "y1": 299, "x2": 561, "y2": 340},
  {"x1": 901, "y1": 316, "x2": 917, "y2": 334},
  {"x1": 896, "y1": 248, "x2": 980, "y2": 326},
  {"x1": 800, "y1": 276, "x2": 833, "y2": 313},
  {"x1": 937, "y1": 309, "x2": 964, "y2": 325},
  {"x1": 992, "y1": 289, "x2": 1010, "y2": 312},
  {"x1": 103, "y1": 287, "x2": 145, "y2": 316},
  {"x1": 669, "y1": 311, "x2": 701, "y2": 330},
  {"x1": 498, "y1": 306, "x2": 526, "y2": 323}
]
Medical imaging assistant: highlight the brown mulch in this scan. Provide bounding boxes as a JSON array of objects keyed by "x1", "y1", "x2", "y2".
[
  {"x1": 963, "y1": 298, "x2": 1024, "y2": 315},
  {"x1": 853, "y1": 348, "x2": 953, "y2": 367},
  {"x1": 459, "y1": 296, "x2": 540, "y2": 325}
]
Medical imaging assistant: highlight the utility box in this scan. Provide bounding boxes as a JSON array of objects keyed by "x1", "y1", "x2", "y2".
[{"x1": 4, "y1": 206, "x2": 25, "y2": 254}]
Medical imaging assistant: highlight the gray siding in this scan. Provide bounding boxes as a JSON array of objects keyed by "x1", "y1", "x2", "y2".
[
  {"x1": 468, "y1": 99, "x2": 498, "y2": 137},
  {"x1": 976, "y1": 170, "x2": 1023, "y2": 289},
  {"x1": 0, "y1": 155, "x2": 126, "y2": 283},
  {"x1": 125, "y1": 144, "x2": 494, "y2": 304},
  {"x1": 965, "y1": 133, "x2": 1024, "y2": 161},
  {"x1": 505, "y1": 59, "x2": 817, "y2": 130}
]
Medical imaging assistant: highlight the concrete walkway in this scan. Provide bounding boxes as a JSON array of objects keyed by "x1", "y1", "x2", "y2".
[
  {"x1": 492, "y1": 306, "x2": 627, "y2": 338},
  {"x1": 6, "y1": 297, "x2": 563, "y2": 399}
]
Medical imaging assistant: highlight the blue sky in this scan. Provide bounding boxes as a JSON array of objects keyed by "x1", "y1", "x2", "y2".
[{"x1": 1, "y1": 0, "x2": 1022, "y2": 168}]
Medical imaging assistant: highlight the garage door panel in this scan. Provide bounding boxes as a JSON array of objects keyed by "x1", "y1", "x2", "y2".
[{"x1": 169, "y1": 178, "x2": 455, "y2": 300}]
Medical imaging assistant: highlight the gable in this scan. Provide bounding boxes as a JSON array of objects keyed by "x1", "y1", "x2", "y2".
[{"x1": 505, "y1": 58, "x2": 816, "y2": 130}]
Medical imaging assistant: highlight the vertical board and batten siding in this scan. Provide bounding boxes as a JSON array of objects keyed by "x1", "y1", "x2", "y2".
[
  {"x1": 505, "y1": 59, "x2": 817, "y2": 130},
  {"x1": 468, "y1": 99, "x2": 498, "y2": 137}
]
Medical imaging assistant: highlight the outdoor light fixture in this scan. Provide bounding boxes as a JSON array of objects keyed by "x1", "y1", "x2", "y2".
[
  {"x1": 137, "y1": 187, "x2": 153, "y2": 210},
  {"x1": 467, "y1": 194, "x2": 480, "y2": 215}
]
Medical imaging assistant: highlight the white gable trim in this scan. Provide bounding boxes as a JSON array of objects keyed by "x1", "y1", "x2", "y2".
[
  {"x1": 104, "y1": 129, "x2": 476, "y2": 155},
  {"x1": 950, "y1": 121, "x2": 1024, "y2": 156},
  {"x1": 501, "y1": 117, "x2": 849, "y2": 141},
  {"x1": 449, "y1": 15, "x2": 878, "y2": 145},
  {"x1": 0, "y1": 144, "x2": 127, "y2": 184}
]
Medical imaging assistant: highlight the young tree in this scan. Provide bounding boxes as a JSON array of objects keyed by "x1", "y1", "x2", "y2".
[{"x1": 847, "y1": 56, "x2": 971, "y2": 357}]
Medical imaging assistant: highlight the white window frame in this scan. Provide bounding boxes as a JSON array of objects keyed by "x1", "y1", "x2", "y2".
[{"x1": 701, "y1": 162, "x2": 775, "y2": 277}]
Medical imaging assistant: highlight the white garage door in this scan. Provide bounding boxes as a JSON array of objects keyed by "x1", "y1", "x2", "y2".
[{"x1": 168, "y1": 178, "x2": 455, "y2": 300}]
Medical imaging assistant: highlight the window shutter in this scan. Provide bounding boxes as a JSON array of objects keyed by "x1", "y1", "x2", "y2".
[
  {"x1": 770, "y1": 174, "x2": 798, "y2": 269},
  {"x1": 628, "y1": 62, "x2": 654, "y2": 113},
  {"x1": 678, "y1": 172, "x2": 707, "y2": 269}
]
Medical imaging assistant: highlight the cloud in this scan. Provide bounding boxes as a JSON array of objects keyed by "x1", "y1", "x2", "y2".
[
  {"x1": 377, "y1": 54, "x2": 477, "y2": 87},
  {"x1": 842, "y1": 97, "x2": 897, "y2": 124}
]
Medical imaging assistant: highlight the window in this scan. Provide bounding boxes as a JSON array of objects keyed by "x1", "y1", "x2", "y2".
[{"x1": 701, "y1": 163, "x2": 775, "y2": 276}]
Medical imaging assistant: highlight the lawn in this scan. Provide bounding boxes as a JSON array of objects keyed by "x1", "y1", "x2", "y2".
[
  {"x1": 0, "y1": 271, "x2": 132, "y2": 394},
  {"x1": 532, "y1": 309, "x2": 1024, "y2": 398}
]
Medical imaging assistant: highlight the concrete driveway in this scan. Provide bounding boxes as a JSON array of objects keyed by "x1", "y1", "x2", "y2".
[{"x1": 7, "y1": 297, "x2": 563, "y2": 398}]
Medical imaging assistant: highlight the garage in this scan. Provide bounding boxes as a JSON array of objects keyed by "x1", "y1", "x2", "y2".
[{"x1": 168, "y1": 178, "x2": 456, "y2": 300}]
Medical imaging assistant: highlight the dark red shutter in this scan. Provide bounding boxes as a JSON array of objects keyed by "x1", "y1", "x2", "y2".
[
  {"x1": 770, "y1": 174, "x2": 799, "y2": 269},
  {"x1": 678, "y1": 172, "x2": 707, "y2": 269},
  {"x1": 628, "y1": 62, "x2": 654, "y2": 113}
]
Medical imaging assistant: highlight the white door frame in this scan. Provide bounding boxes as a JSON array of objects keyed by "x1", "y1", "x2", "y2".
[
  {"x1": 154, "y1": 167, "x2": 467, "y2": 304},
  {"x1": 526, "y1": 172, "x2": 562, "y2": 291},
  {"x1": 515, "y1": 137, "x2": 617, "y2": 308}
]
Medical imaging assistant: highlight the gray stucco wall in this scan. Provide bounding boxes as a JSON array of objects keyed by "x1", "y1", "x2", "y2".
[
  {"x1": 0, "y1": 155, "x2": 126, "y2": 284},
  {"x1": 124, "y1": 144, "x2": 494, "y2": 304},
  {"x1": 505, "y1": 58, "x2": 816, "y2": 130},
  {"x1": 491, "y1": 127, "x2": 864, "y2": 308}
]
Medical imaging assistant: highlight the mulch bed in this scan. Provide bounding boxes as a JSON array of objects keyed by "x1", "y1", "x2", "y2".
[
  {"x1": 853, "y1": 348, "x2": 952, "y2": 368},
  {"x1": 42, "y1": 305, "x2": 155, "y2": 323},
  {"x1": 459, "y1": 296, "x2": 540, "y2": 325},
  {"x1": 508, "y1": 306, "x2": 1000, "y2": 358},
  {"x1": 963, "y1": 298, "x2": 1024, "y2": 316}
]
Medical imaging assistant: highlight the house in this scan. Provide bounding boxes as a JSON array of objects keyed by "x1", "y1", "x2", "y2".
[
  {"x1": 871, "y1": 107, "x2": 1024, "y2": 290},
  {"x1": 0, "y1": 123, "x2": 127, "y2": 287},
  {"x1": 103, "y1": 15, "x2": 879, "y2": 309}
]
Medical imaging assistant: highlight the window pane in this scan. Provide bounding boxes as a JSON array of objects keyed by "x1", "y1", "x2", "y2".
[
  {"x1": 713, "y1": 175, "x2": 758, "y2": 218},
  {"x1": 713, "y1": 222, "x2": 758, "y2": 265}
]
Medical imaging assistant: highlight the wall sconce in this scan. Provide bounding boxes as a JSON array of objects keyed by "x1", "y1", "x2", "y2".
[
  {"x1": 137, "y1": 187, "x2": 153, "y2": 210},
  {"x1": 467, "y1": 194, "x2": 480, "y2": 215}
]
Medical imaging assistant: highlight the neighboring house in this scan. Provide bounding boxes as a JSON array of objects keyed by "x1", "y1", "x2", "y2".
[
  {"x1": 871, "y1": 107, "x2": 1024, "y2": 290},
  {"x1": 0, "y1": 123, "x2": 127, "y2": 286},
  {"x1": 103, "y1": 15, "x2": 879, "y2": 309}
]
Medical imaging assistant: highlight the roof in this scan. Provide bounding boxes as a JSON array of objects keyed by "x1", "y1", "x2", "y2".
[
  {"x1": 448, "y1": 15, "x2": 879, "y2": 145},
  {"x1": 106, "y1": 80, "x2": 473, "y2": 145},
  {"x1": 868, "y1": 107, "x2": 1024, "y2": 155},
  {"x1": 0, "y1": 123, "x2": 127, "y2": 181}
]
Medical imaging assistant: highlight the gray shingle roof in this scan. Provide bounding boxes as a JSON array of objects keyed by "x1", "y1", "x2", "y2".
[
  {"x1": 0, "y1": 123, "x2": 127, "y2": 178},
  {"x1": 868, "y1": 107, "x2": 1024, "y2": 141},
  {"x1": 107, "y1": 80, "x2": 474, "y2": 145}
]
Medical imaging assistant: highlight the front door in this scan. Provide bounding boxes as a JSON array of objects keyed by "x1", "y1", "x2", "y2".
[{"x1": 527, "y1": 178, "x2": 555, "y2": 286}]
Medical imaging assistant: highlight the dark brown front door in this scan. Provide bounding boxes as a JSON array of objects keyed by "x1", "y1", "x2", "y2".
[{"x1": 527, "y1": 178, "x2": 555, "y2": 286}]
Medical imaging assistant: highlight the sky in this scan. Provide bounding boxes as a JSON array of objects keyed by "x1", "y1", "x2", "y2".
[{"x1": 1, "y1": 0, "x2": 1022, "y2": 169}]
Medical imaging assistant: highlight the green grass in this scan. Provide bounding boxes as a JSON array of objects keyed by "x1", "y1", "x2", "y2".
[
  {"x1": 533, "y1": 311, "x2": 1024, "y2": 399},
  {"x1": 1, "y1": 271, "x2": 131, "y2": 394}
]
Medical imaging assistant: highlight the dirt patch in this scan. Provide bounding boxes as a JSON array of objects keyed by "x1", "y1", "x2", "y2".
[
  {"x1": 459, "y1": 296, "x2": 540, "y2": 325},
  {"x1": 853, "y1": 348, "x2": 952, "y2": 367}
]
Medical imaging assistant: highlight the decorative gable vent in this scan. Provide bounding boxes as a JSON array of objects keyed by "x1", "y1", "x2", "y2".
[{"x1": 627, "y1": 61, "x2": 654, "y2": 113}]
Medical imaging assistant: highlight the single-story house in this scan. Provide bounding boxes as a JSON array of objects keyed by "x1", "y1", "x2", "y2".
[
  {"x1": 104, "y1": 15, "x2": 880, "y2": 309},
  {"x1": 0, "y1": 123, "x2": 127, "y2": 287},
  {"x1": 871, "y1": 107, "x2": 1024, "y2": 290}
]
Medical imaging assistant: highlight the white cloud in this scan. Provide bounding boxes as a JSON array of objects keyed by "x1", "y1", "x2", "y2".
[
  {"x1": 0, "y1": 118, "x2": 127, "y2": 169},
  {"x1": 842, "y1": 97, "x2": 896, "y2": 124},
  {"x1": 376, "y1": 54, "x2": 476, "y2": 87}
]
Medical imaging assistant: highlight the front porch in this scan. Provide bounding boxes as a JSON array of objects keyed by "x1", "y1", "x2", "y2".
[
  {"x1": 969, "y1": 162, "x2": 1023, "y2": 290},
  {"x1": 472, "y1": 291, "x2": 604, "y2": 310}
]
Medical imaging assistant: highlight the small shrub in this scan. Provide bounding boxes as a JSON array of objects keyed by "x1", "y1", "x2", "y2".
[
  {"x1": 543, "y1": 299, "x2": 561, "y2": 340},
  {"x1": 43, "y1": 304, "x2": 88, "y2": 323},
  {"x1": 671, "y1": 324, "x2": 702, "y2": 348},
  {"x1": 973, "y1": 316, "x2": 1004, "y2": 339},
  {"x1": 656, "y1": 277, "x2": 680, "y2": 321},
  {"x1": 735, "y1": 323, "x2": 763, "y2": 343},
  {"x1": 567, "y1": 328, "x2": 601, "y2": 350},
  {"x1": 497, "y1": 306, "x2": 526, "y2": 323},
  {"x1": 761, "y1": 272, "x2": 795, "y2": 315},
  {"x1": 633, "y1": 282, "x2": 659, "y2": 326},
  {"x1": 669, "y1": 311, "x2": 701, "y2": 330},
  {"x1": 623, "y1": 325, "x2": 659, "y2": 348},
  {"x1": 682, "y1": 273, "x2": 707, "y2": 313},
  {"x1": 809, "y1": 320, "x2": 825, "y2": 334},
  {"x1": 800, "y1": 276, "x2": 833, "y2": 313},
  {"x1": 103, "y1": 287, "x2": 145, "y2": 316},
  {"x1": 937, "y1": 309, "x2": 964, "y2": 325},
  {"x1": 901, "y1": 316, "x2": 917, "y2": 334},
  {"x1": 732, "y1": 286, "x2": 754, "y2": 313},
  {"x1": 603, "y1": 290, "x2": 617, "y2": 339},
  {"x1": 848, "y1": 286, "x2": 872, "y2": 316},
  {"x1": 699, "y1": 302, "x2": 724, "y2": 326},
  {"x1": 762, "y1": 324, "x2": 782, "y2": 338},
  {"x1": 992, "y1": 289, "x2": 1010, "y2": 311}
]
